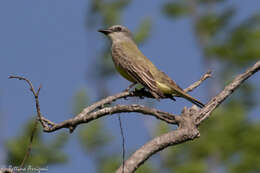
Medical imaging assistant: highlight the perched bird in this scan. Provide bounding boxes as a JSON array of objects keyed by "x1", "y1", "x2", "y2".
[{"x1": 98, "y1": 25, "x2": 205, "y2": 108}]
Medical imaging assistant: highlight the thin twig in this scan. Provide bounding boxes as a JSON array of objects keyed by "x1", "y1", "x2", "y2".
[
  {"x1": 116, "y1": 60, "x2": 260, "y2": 173},
  {"x1": 184, "y1": 70, "x2": 211, "y2": 93},
  {"x1": 8, "y1": 70, "x2": 211, "y2": 133},
  {"x1": 44, "y1": 104, "x2": 181, "y2": 133},
  {"x1": 118, "y1": 115, "x2": 125, "y2": 173},
  {"x1": 9, "y1": 68, "x2": 214, "y2": 172},
  {"x1": 196, "y1": 61, "x2": 260, "y2": 125},
  {"x1": 9, "y1": 75, "x2": 46, "y2": 128},
  {"x1": 19, "y1": 118, "x2": 38, "y2": 171},
  {"x1": 8, "y1": 75, "x2": 43, "y2": 172}
]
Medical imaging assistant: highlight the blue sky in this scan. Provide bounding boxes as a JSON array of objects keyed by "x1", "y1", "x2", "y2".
[{"x1": 0, "y1": 0, "x2": 259, "y2": 172}]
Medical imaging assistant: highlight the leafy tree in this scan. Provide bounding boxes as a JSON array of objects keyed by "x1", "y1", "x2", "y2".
[
  {"x1": 6, "y1": 119, "x2": 68, "y2": 167},
  {"x1": 5, "y1": 1, "x2": 259, "y2": 173},
  {"x1": 161, "y1": 0, "x2": 260, "y2": 172}
]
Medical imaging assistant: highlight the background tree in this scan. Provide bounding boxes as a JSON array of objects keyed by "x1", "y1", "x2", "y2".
[
  {"x1": 1, "y1": 0, "x2": 259, "y2": 173},
  {"x1": 76, "y1": 1, "x2": 156, "y2": 172},
  {"x1": 161, "y1": 0, "x2": 260, "y2": 172}
]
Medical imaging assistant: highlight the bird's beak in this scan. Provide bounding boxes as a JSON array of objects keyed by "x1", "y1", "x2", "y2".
[{"x1": 98, "y1": 29, "x2": 112, "y2": 35}]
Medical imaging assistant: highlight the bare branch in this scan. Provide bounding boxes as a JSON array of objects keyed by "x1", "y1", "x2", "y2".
[
  {"x1": 9, "y1": 75, "x2": 47, "y2": 129},
  {"x1": 18, "y1": 118, "x2": 38, "y2": 172},
  {"x1": 43, "y1": 104, "x2": 181, "y2": 133},
  {"x1": 116, "y1": 106, "x2": 200, "y2": 173},
  {"x1": 196, "y1": 60, "x2": 260, "y2": 125},
  {"x1": 116, "y1": 61, "x2": 260, "y2": 173},
  {"x1": 76, "y1": 70, "x2": 211, "y2": 118},
  {"x1": 116, "y1": 128, "x2": 198, "y2": 173},
  {"x1": 183, "y1": 70, "x2": 211, "y2": 93},
  {"x1": 10, "y1": 61, "x2": 236, "y2": 173},
  {"x1": 8, "y1": 75, "x2": 43, "y2": 171},
  {"x1": 10, "y1": 69, "x2": 209, "y2": 133}
]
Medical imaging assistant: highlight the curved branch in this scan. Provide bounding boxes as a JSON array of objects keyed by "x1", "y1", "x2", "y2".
[
  {"x1": 196, "y1": 60, "x2": 260, "y2": 125},
  {"x1": 76, "y1": 70, "x2": 211, "y2": 118},
  {"x1": 44, "y1": 104, "x2": 181, "y2": 132},
  {"x1": 9, "y1": 68, "x2": 212, "y2": 172},
  {"x1": 116, "y1": 127, "x2": 199, "y2": 173},
  {"x1": 116, "y1": 106, "x2": 200, "y2": 173},
  {"x1": 184, "y1": 70, "x2": 211, "y2": 93},
  {"x1": 116, "y1": 61, "x2": 260, "y2": 173},
  {"x1": 9, "y1": 70, "x2": 210, "y2": 133}
]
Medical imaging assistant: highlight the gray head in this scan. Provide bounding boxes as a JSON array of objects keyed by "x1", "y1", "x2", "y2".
[{"x1": 98, "y1": 25, "x2": 133, "y2": 43}]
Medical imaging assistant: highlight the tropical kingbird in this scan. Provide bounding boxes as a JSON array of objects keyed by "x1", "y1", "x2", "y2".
[{"x1": 98, "y1": 25, "x2": 204, "y2": 108}]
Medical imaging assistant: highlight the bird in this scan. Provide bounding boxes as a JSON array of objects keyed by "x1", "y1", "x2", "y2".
[{"x1": 98, "y1": 25, "x2": 205, "y2": 108}]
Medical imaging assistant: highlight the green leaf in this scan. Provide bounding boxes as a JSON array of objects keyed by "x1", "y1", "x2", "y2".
[
  {"x1": 206, "y1": 14, "x2": 260, "y2": 66},
  {"x1": 196, "y1": 8, "x2": 234, "y2": 38},
  {"x1": 78, "y1": 120, "x2": 112, "y2": 152},
  {"x1": 6, "y1": 119, "x2": 68, "y2": 166},
  {"x1": 72, "y1": 89, "x2": 89, "y2": 115},
  {"x1": 163, "y1": 2, "x2": 190, "y2": 18},
  {"x1": 134, "y1": 18, "x2": 152, "y2": 45}
]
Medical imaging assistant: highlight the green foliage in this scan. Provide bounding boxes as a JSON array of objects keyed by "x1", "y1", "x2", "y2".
[
  {"x1": 162, "y1": 0, "x2": 260, "y2": 173},
  {"x1": 135, "y1": 163, "x2": 157, "y2": 173},
  {"x1": 98, "y1": 155, "x2": 121, "y2": 173},
  {"x1": 154, "y1": 121, "x2": 171, "y2": 137},
  {"x1": 72, "y1": 89, "x2": 90, "y2": 115},
  {"x1": 81, "y1": 1, "x2": 158, "y2": 172},
  {"x1": 196, "y1": 8, "x2": 235, "y2": 38},
  {"x1": 78, "y1": 121, "x2": 112, "y2": 153},
  {"x1": 161, "y1": 102, "x2": 260, "y2": 173},
  {"x1": 206, "y1": 17, "x2": 260, "y2": 66},
  {"x1": 163, "y1": 2, "x2": 190, "y2": 18},
  {"x1": 134, "y1": 19, "x2": 152, "y2": 45},
  {"x1": 6, "y1": 119, "x2": 68, "y2": 166},
  {"x1": 229, "y1": 124, "x2": 260, "y2": 173},
  {"x1": 97, "y1": 154, "x2": 157, "y2": 173},
  {"x1": 198, "y1": 0, "x2": 225, "y2": 3},
  {"x1": 96, "y1": 52, "x2": 116, "y2": 78},
  {"x1": 88, "y1": 0, "x2": 131, "y2": 27},
  {"x1": 72, "y1": 89, "x2": 112, "y2": 153}
]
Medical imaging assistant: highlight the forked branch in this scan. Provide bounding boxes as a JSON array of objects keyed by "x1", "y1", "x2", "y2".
[
  {"x1": 116, "y1": 60, "x2": 260, "y2": 173},
  {"x1": 9, "y1": 69, "x2": 211, "y2": 133},
  {"x1": 10, "y1": 61, "x2": 260, "y2": 173}
]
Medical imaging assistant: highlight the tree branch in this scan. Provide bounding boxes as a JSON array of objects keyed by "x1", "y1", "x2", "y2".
[
  {"x1": 183, "y1": 70, "x2": 211, "y2": 93},
  {"x1": 10, "y1": 60, "x2": 259, "y2": 173},
  {"x1": 196, "y1": 61, "x2": 260, "y2": 125},
  {"x1": 116, "y1": 60, "x2": 260, "y2": 173},
  {"x1": 14, "y1": 65, "x2": 246, "y2": 173},
  {"x1": 9, "y1": 70, "x2": 211, "y2": 133},
  {"x1": 43, "y1": 104, "x2": 181, "y2": 133},
  {"x1": 116, "y1": 106, "x2": 200, "y2": 173}
]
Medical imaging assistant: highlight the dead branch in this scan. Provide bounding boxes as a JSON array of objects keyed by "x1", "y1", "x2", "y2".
[
  {"x1": 12, "y1": 60, "x2": 260, "y2": 173},
  {"x1": 116, "y1": 60, "x2": 260, "y2": 173},
  {"x1": 9, "y1": 70, "x2": 211, "y2": 133}
]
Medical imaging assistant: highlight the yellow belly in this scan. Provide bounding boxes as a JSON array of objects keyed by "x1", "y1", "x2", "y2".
[
  {"x1": 156, "y1": 81, "x2": 173, "y2": 94},
  {"x1": 115, "y1": 65, "x2": 136, "y2": 82}
]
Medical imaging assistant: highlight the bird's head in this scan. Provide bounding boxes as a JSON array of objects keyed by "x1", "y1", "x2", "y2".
[{"x1": 98, "y1": 25, "x2": 133, "y2": 43}]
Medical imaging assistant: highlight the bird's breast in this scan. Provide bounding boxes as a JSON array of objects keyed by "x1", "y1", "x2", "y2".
[{"x1": 115, "y1": 64, "x2": 136, "y2": 82}]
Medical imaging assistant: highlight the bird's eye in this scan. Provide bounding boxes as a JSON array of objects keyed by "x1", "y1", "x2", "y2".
[{"x1": 115, "y1": 27, "x2": 122, "y2": 32}]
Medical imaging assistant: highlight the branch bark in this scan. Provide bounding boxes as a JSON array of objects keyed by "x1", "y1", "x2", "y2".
[
  {"x1": 9, "y1": 60, "x2": 260, "y2": 173},
  {"x1": 116, "y1": 60, "x2": 260, "y2": 173},
  {"x1": 9, "y1": 70, "x2": 211, "y2": 133}
]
